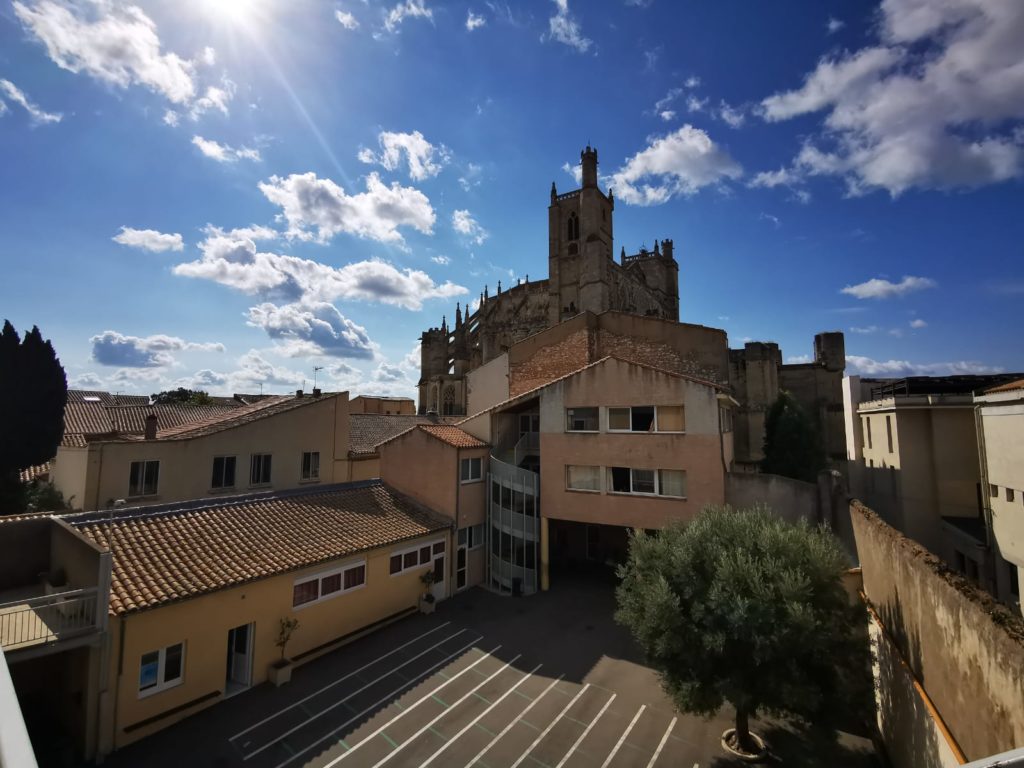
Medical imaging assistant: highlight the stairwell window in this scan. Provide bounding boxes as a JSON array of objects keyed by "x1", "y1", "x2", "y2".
[
  {"x1": 128, "y1": 460, "x2": 160, "y2": 497},
  {"x1": 301, "y1": 451, "x2": 320, "y2": 481},
  {"x1": 250, "y1": 454, "x2": 272, "y2": 486},
  {"x1": 138, "y1": 642, "x2": 183, "y2": 697}
]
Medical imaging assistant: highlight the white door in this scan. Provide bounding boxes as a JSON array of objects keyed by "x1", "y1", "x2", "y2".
[{"x1": 227, "y1": 623, "x2": 253, "y2": 689}]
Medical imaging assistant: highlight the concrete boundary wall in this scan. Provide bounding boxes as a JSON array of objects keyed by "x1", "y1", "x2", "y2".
[
  {"x1": 851, "y1": 501, "x2": 1024, "y2": 762},
  {"x1": 725, "y1": 472, "x2": 818, "y2": 525}
]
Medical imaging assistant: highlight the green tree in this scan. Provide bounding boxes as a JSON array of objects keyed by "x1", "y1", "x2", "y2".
[
  {"x1": 762, "y1": 390, "x2": 826, "y2": 482},
  {"x1": 151, "y1": 387, "x2": 212, "y2": 405},
  {"x1": 615, "y1": 505, "x2": 870, "y2": 755},
  {"x1": 0, "y1": 321, "x2": 67, "y2": 515},
  {"x1": 25, "y1": 481, "x2": 69, "y2": 512}
]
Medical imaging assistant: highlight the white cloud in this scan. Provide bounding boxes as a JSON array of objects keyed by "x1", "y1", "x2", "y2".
[
  {"x1": 458, "y1": 162, "x2": 482, "y2": 191},
  {"x1": 188, "y1": 78, "x2": 235, "y2": 120},
  {"x1": 761, "y1": 0, "x2": 1024, "y2": 195},
  {"x1": 258, "y1": 171, "x2": 434, "y2": 245},
  {"x1": 431, "y1": 255, "x2": 451, "y2": 265},
  {"x1": 162, "y1": 109, "x2": 179, "y2": 126},
  {"x1": 758, "y1": 212, "x2": 781, "y2": 228},
  {"x1": 827, "y1": 17, "x2": 845, "y2": 34},
  {"x1": 850, "y1": 325, "x2": 881, "y2": 334},
  {"x1": 841, "y1": 275, "x2": 937, "y2": 300},
  {"x1": 658, "y1": 110, "x2": 675, "y2": 122},
  {"x1": 71, "y1": 372, "x2": 104, "y2": 389},
  {"x1": 846, "y1": 355, "x2": 1002, "y2": 376},
  {"x1": 561, "y1": 160, "x2": 583, "y2": 186},
  {"x1": 909, "y1": 318, "x2": 928, "y2": 329},
  {"x1": 684, "y1": 76, "x2": 700, "y2": 88},
  {"x1": 90, "y1": 330, "x2": 224, "y2": 368},
  {"x1": 384, "y1": 0, "x2": 432, "y2": 33},
  {"x1": 191, "y1": 135, "x2": 261, "y2": 163},
  {"x1": 230, "y1": 350, "x2": 306, "y2": 390},
  {"x1": 0, "y1": 78, "x2": 61, "y2": 124},
  {"x1": 786, "y1": 354, "x2": 813, "y2": 364},
  {"x1": 335, "y1": 10, "x2": 359, "y2": 30},
  {"x1": 358, "y1": 130, "x2": 450, "y2": 181},
  {"x1": 246, "y1": 301, "x2": 376, "y2": 359},
  {"x1": 654, "y1": 87, "x2": 682, "y2": 113},
  {"x1": 608, "y1": 125, "x2": 743, "y2": 205},
  {"x1": 466, "y1": 11, "x2": 486, "y2": 30},
  {"x1": 686, "y1": 94, "x2": 707, "y2": 113},
  {"x1": 719, "y1": 101, "x2": 745, "y2": 128},
  {"x1": 112, "y1": 226, "x2": 184, "y2": 253},
  {"x1": 546, "y1": 0, "x2": 591, "y2": 53},
  {"x1": 452, "y1": 209, "x2": 488, "y2": 245},
  {"x1": 174, "y1": 227, "x2": 467, "y2": 310},
  {"x1": 14, "y1": 0, "x2": 197, "y2": 104},
  {"x1": 749, "y1": 167, "x2": 797, "y2": 188}
]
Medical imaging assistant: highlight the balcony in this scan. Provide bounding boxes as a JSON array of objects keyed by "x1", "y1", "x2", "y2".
[{"x1": 0, "y1": 587, "x2": 102, "y2": 653}]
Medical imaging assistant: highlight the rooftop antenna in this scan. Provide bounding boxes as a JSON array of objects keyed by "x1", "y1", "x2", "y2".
[{"x1": 313, "y1": 366, "x2": 324, "y2": 390}]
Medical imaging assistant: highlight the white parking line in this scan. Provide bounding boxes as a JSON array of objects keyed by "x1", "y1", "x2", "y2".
[
  {"x1": 599, "y1": 705, "x2": 646, "y2": 768},
  {"x1": 464, "y1": 674, "x2": 564, "y2": 767},
  {"x1": 271, "y1": 636, "x2": 487, "y2": 768},
  {"x1": 645, "y1": 717, "x2": 676, "y2": 768},
  {"x1": 418, "y1": 663, "x2": 543, "y2": 768},
  {"x1": 318, "y1": 644, "x2": 502, "y2": 768},
  {"x1": 509, "y1": 683, "x2": 591, "y2": 768},
  {"x1": 367, "y1": 653, "x2": 523, "y2": 768},
  {"x1": 242, "y1": 629, "x2": 473, "y2": 760},
  {"x1": 230, "y1": 622, "x2": 452, "y2": 742},
  {"x1": 554, "y1": 692, "x2": 616, "y2": 768}
]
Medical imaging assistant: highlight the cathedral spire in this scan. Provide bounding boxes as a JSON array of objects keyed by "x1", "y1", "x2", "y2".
[
  {"x1": 551, "y1": 181, "x2": 557, "y2": 203},
  {"x1": 455, "y1": 302, "x2": 462, "y2": 328}
]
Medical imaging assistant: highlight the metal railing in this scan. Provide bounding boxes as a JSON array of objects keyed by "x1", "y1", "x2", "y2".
[
  {"x1": 0, "y1": 587, "x2": 100, "y2": 651},
  {"x1": 512, "y1": 431, "x2": 540, "y2": 468}
]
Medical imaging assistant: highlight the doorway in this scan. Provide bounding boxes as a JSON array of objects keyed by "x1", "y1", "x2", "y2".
[
  {"x1": 456, "y1": 543, "x2": 468, "y2": 591},
  {"x1": 225, "y1": 622, "x2": 254, "y2": 696},
  {"x1": 431, "y1": 540, "x2": 447, "y2": 600}
]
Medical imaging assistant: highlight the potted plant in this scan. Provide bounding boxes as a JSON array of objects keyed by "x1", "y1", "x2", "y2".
[
  {"x1": 268, "y1": 617, "x2": 299, "y2": 686},
  {"x1": 418, "y1": 570, "x2": 437, "y2": 614}
]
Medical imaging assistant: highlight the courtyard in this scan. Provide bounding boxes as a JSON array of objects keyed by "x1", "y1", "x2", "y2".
[{"x1": 101, "y1": 573, "x2": 879, "y2": 768}]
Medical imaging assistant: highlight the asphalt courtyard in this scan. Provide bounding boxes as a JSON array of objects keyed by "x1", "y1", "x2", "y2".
[{"x1": 102, "y1": 573, "x2": 880, "y2": 768}]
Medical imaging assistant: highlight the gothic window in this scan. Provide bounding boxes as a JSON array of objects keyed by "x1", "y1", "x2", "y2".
[
  {"x1": 431, "y1": 386, "x2": 439, "y2": 413},
  {"x1": 442, "y1": 386, "x2": 456, "y2": 416},
  {"x1": 567, "y1": 213, "x2": 579, "y2": 242}
]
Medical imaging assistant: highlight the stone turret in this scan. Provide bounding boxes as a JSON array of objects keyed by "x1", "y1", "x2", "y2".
[
  {"x1": 814, "y1": 332, "x2": 846, "y2": 373},
  {"x1": 581, "y1": 145, "x2": 598, "y2": 189}
]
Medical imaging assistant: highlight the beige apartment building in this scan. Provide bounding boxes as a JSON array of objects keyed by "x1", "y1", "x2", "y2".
[
  {"x1": 977, "y1": 379, "x2": 1024, "y2": 611},
  {"x1": 1, "y1": 481, "x2": 453, "y2": 761},
  {"x1": 50, "y1": 392, "x2": 351, "y2": 512}
]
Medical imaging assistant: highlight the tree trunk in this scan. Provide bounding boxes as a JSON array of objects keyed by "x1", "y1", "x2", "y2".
[{"x1": 734, "y1": 707, "x2": 758, "y2": 754}]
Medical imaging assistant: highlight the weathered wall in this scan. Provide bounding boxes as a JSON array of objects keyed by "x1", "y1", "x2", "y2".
[
  {"x1": 510, "y1": 329, "x2": 592, "y2": 397},
  {"x1": 379, "y1": 428, "x2": 457, "y2": 519},
  {"x1": 466, "y1": 353, "x2": 509, "y2": 416},
  {"x1": 51, "y1": 445, "x2": 90, "y2": 511},
  {"x1": 0, "y1": 517, "x2": 50, "y2": 589},
  {"x1": 50, "y1": 520, "x2": 104, "y2": 590},
  {"x1": 852, "y1": 501, "x2": 1024, "y2": 761},
  {"x1": 725, "y1": 472, "x2": 818, "y2": 525}
]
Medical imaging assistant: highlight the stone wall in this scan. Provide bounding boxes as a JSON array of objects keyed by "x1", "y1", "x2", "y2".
[
  {"x1": 851, "y1": 501, "x2": 1024, "y2": 762},
  {"x1": 509, "y1": 329, "x2": 592, "y2": 397},
  {"x1": 725, "y1": 472, "x2": 819, "y2": 525}
]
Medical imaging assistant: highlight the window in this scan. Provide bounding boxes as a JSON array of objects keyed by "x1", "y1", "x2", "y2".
[
  {"x1": 656, "y1": 405, "x2": 685, "y2": 432},
  {"x1": 886, "y1": 415, "x2": 893, "y2": 453},
  {"x1": 519, "y1": 413, "x2": 539, "y2": 435},
  {"x1": 293, "y1": 560, "x2": 366, "y2": 608},
  {"x1": 566, "y1": 407, "x2": 599, "y2": 432},
  {"x1": 720, "y1": 407, "x2": 733, "y2": 433},
  {"x1": 567, "y1": 212, "x2": 579, "y2": 241},
  {"x1": 138, "y1": 642, "x2": 183, "y2": 697},
  {"x1": 250, "y1": 453, "x2": 272, "y2": 486},
  {"x1": 863, "y1": 416, "x2": 872, "y2": 449},
  {"x1": 566, "y1": 464, "x2": 601, "y2": 492},
  {"x1": 390, "y1": 539, "x2": 444, "y2": 576},
  {"x1": 609, "y1": 467, "x2": 685, "y2": 497},
  {"x1": 991, "y1": 484, "x2": 1000, "y2": 498},
  {"x1": 458, "y1": 524, "x2": 485, "y2": 549},
  {"x1": 460, "y1": 457, "x2": 482, "y2": 483},
  {"x1": 1010, "y1": 563, "x2": 1020, "y2": 599},
  {"x1": 1008, "y1": 487, "x2": 1016, "y2": 503},
  {"x1": 128, "y1": 460, "x2": 159, "y2": 497},
  {"x1": 608, "y1": 406, "x2": 655, "y2": 432},
  {"x1": 301, "y1": 451, "x2": 320, "y2": 481},
  {"x1": 211, "y1": 456, "x2": 236, "y2": 489}
]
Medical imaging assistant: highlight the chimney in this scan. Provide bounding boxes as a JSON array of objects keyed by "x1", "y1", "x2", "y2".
[
  {"x1": 144, "y1": 412, "x2": 158, "y2": 440},
  {"x1": 295, "y1": 389, "x2": 303, "y2": 398}
]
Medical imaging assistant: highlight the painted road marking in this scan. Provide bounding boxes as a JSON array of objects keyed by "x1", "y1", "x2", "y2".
[
  {"x1": 509, "y1": 684, "x2": 592, "y2": 768},
  {"x1": 271, "y1": 636, "x2": 487, "y2": 768},
  {"x1": 645, "y1": 717, "x2": 677, "y2": 768},
  {"x1": 230, "y1": 622, "x2": 452, "y2": 742},
  {"x1": 366, "y1": 653, "x2": 523, "y2": 768},
  {"x1": 599, "y1": 705, "x2": 646, "y2": 768},
  {"x1": 419, "y1": 663, "x2": 543, "y2": 768},
  {"x1": 554, "y1": 693, "x2": 616, "y2": 768},
  {"x1": 243, "y1": 630, "x2": 477, "y2": 760},
  {"x1": 318, "y1": 645, "x2": 502, "y2": 768},
  {"x1": 465, "y1": 675, "x2": 565, "y2": 767}
]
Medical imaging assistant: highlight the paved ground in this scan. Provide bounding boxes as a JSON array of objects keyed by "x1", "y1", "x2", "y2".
[{"x1": 101, "y1": 572, "x2": 880, "y2": 768}]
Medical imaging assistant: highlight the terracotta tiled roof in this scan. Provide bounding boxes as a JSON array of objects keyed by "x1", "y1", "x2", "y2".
[
  {"x1": 68, "y1": 481, "x2": 450, "y2": 615},
  {"x1": 67, "y1": 390, "x2": 150, "y2": 406},
  {"x1": 145, "y1": 395, "x2": 325, "y2": 441},
  {"x1": 417, "y1": 424, "x2": 488, "y2": 448},
  {"x1": 62, "y1": 401, "x2": 241, "y2": 440},
  {"x1": 61, "y1": 433, "x2": 88, "y2": 448},
  {"x1": 348, "y1": 414, "x2": 458, "y2": 456},
  {"x1": 18, "y1": 463, "x2": 51, "y2": 484},
  {"x1": 985, "y1": 378, "x2": 1024, "y2": 394}
]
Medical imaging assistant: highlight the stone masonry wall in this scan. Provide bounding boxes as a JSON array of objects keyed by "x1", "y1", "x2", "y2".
[{"x1": 508, "y1": 329, "x2": 592, "y2": 397}]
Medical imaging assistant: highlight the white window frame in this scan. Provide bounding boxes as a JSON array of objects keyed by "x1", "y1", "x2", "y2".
[
  {"x1": 458, "y1": 524, "x2": 485, "y2": 550},
  {"x1": 460, "y1": 457, "x2": 482, "y2": 484},
  {"x1": 301, "y1": 451, "x2": 321, "y2": 481},
  {"x1": 292, "y1": 559, "x2": 367, "y2": 609},
  {"x1": 250, "y1": 453, "x2": 272, "y2": 486},
  {"x1": 607, "y1": 467, "x2": 687, "y2": 498},
  {"x1": 138, "y1": 642, "x2": 184, "y2": 698},
  {"x1": 565, "y1": 407, "x2": 599, "y2": 433},
  {"x1": 566, "y1": 464, "x2": 602, "y2": 493},
  {"x1": 389, "y1": 538, "x2": 445, "y2": 577},
  {"x1": 128, "y1": 459, "x2": 160, "y2": 497}
]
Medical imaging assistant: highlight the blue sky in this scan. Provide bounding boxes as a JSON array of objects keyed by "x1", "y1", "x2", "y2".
[{"x1": 1, "y1": 0, "x2": 1022, "y2": 398}]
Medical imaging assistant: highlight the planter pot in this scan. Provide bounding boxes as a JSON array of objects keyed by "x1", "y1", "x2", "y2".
[
  {"x1": 268, "y1": 661, "x2": 293, "y2": 687},
  {"x1": 418, "y1": 596, "x2": 436, "y2": 614},
  {"x1": 721, "y1": 728, "x2": 768, "y2": 762}
]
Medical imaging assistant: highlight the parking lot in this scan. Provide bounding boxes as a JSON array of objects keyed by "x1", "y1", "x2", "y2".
[{"x1": 103, "y1": 575, "x2": 879, "y2": 768}]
